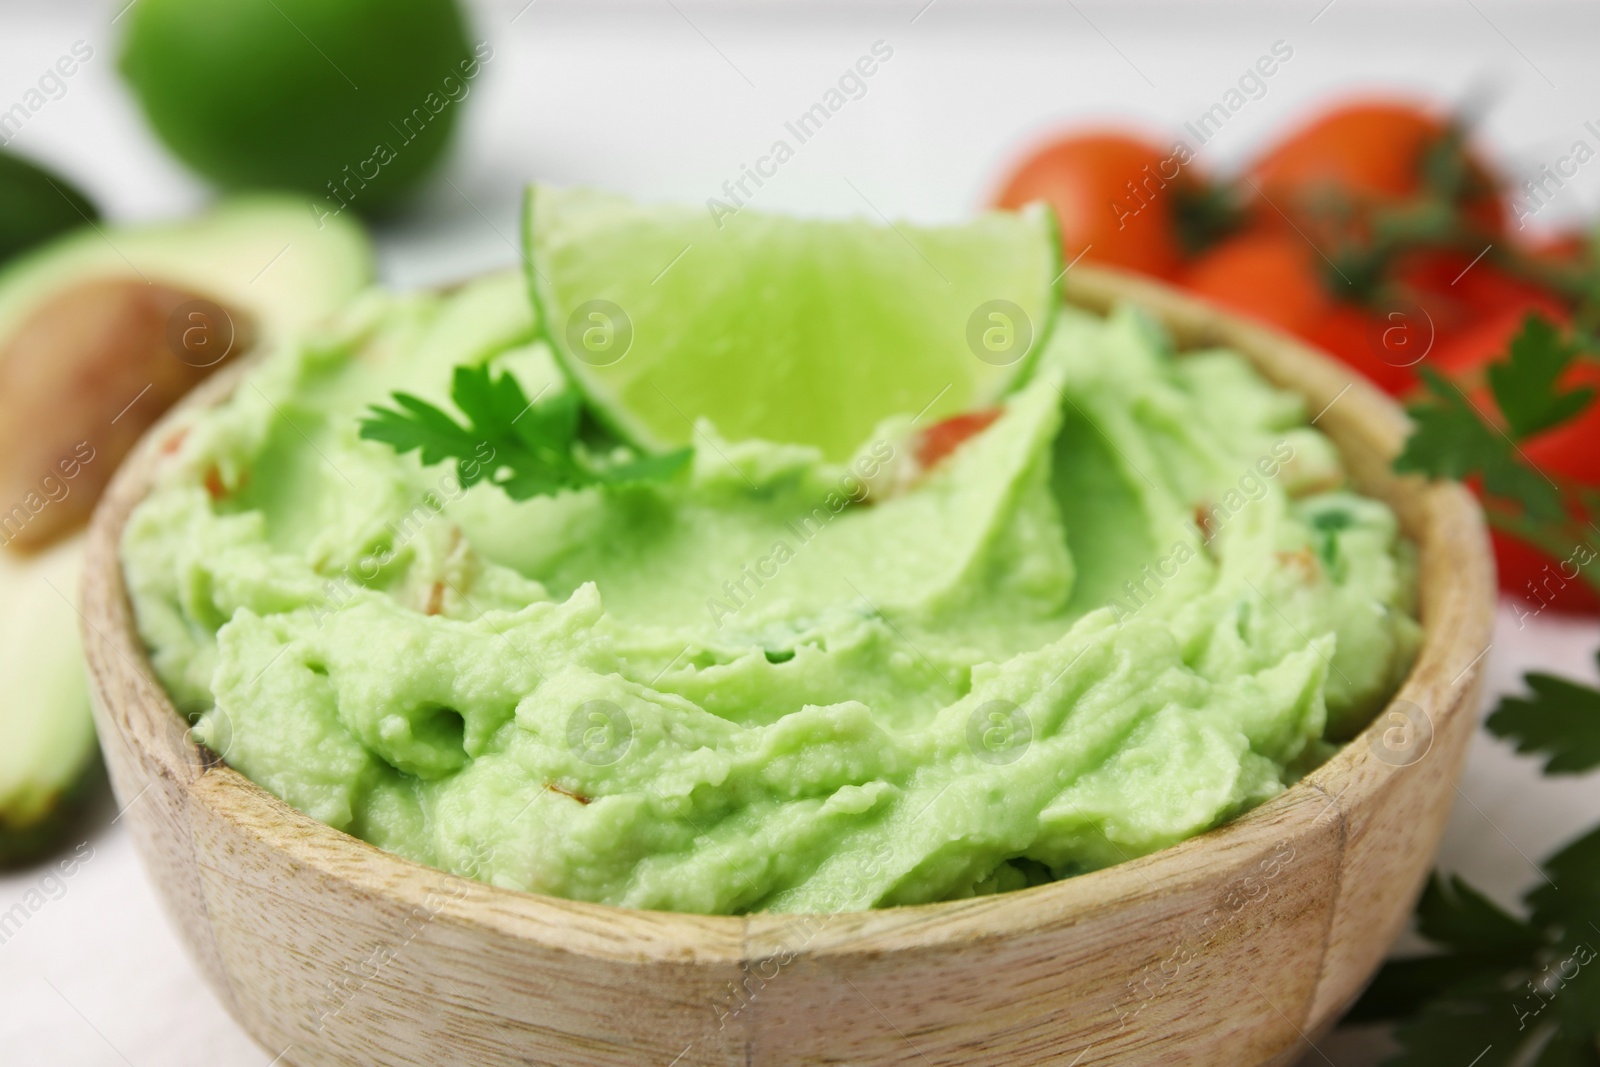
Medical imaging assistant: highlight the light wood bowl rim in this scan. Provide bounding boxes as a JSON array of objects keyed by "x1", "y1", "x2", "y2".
[{"x1": 80, "y1": 262, "x2": 1496, "y2": 967}]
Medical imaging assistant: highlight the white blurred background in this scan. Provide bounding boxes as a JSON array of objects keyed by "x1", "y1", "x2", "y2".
[{"x1": 3, "y1": 2, "x2": 1599, "y2": 1063}]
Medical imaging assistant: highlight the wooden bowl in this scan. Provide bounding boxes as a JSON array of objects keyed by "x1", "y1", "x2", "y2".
[{"x1": 81, "y1": 265, "x2": 1495, "y2": 1067}]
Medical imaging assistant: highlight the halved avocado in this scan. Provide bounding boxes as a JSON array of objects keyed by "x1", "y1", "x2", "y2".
[
  {"x1": 0, "y1": 195, "x2": 376, "y2": 547},
  {"x1": 0, "y1": 195, "x2": 374, "y2": 863},
  {"x1": 0, "y1": 193, "x2": 373, "y2": 348},
  {"x1": 0, "y1": 533, "x2": 97, "y2": 865}
]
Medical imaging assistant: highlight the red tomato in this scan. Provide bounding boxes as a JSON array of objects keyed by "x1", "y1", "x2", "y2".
[
  {"x1": 1179, "y1": 229, "x2": 1333, "y2": 334},
  {"x1": 1429, "y1": 302, "x2": 1568, "y2": 381},
  {"x1": 1248, "y1": 99, "x2": 1503, "y2": 234},
  {"x1": 1409, "y1": 249, "x2": 1561, "y2": 310},
  {"x1": 916, "y1": 409, "x2": 1002, "y2": 469},
  {"x1": 1180, "y1": 230, "x2": 1421, "y2": 393},
  {"x1": 1492, "y1": 529, "x2": 1600, "y2": 617},
  {"x1": 995, "y1": 132, "x2": 1192, "y2": 279},
  {"x1": 1392, "y1": 252, "x2": 1569, "y2": 390},
  {"x1": 1399, "y1": 252, "x2": 1556, "y2": 328},
  {"x1": 1309, "y1": 305, "x2": 1425, "y2": 396}
]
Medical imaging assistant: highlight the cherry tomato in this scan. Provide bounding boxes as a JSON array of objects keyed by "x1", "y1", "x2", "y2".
[
  {"x1": 1428, "y1": 302, "x2": 1568, "y2": 382},
  {"x1": 1309, "y1": 304, "x2": 1425, "y2": 396},
  {"x1": 1180, "y1": 229, "x2": 1422, "y2": 393},
  {"x1": 1401, "y1": 252, "x2": 1561, "y2": 324},
  {"x1": 1391, "y1": 253, "x2": 1568, "y2": 388},
  {"x1": 995, "y1": 132, "x2": 1192, "y2": 279},
  {"x1": 916, "y1": 409, "x2": 1002, "y2": 469},
  {"x1": 1248, "y1": 99, "x2": 1503, "y2": 234},
  {"x1": 1179, "y1": 229, "x2": 1333, "y2": 334},
  {"x1": 1492, "y1": 529, "x2": 1600, "y2": 617}
]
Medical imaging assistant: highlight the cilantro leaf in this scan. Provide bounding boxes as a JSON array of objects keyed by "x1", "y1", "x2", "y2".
[
  {"x1": 1488, "y1": 655, "x2": 1600, "y2": 774},
  {"x1": 1386, "y1": 989, "x2": 1528, "y2": 1067},
  {"x1": 1489, "y1": 315, "x2": 1595, "y2": 440},
  {"x1": 1354, "y1": 838, "x2": 1600, "y2": 1067},
  {"x1": 1396, "y1": 368, "x2": 1566, "y2": 524},
  {"x1": 1351, "y1": 875, "x2": 1541, "y2": 1025},
  {"x1": 450, "y1": 361, "x2": 529, "y2": 443},
  {"x1": 1528, "y1": 825, "x2": 1600, "y2": 930},
  {"x1": 359, "y1": 392, "x2": 484, "y2": 469},
  {"x1": 1345, "y1": 953, "x2": 1498, "y2": 1025},
  {"x1": 1531, "y1": 1032, "x2": 1600, "y2": 1067},
  {"x1": 1414, "y1": 874, "x2": 1544, "y2": 957},
  {"x1": 359, "y1": 363, "x2": 690, "y2": 502}
]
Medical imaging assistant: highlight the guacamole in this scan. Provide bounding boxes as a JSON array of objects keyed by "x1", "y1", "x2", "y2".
[{"x1": 122, "y1": 271, "x2": 1419, "y2": 914}]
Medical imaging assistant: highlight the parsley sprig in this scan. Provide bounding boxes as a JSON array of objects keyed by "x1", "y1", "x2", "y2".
[
  {"x1": 1486, "y1": 654, "x2": 1600, "y2": 777},
  {"x1": 1349, "y1": 660, "x2": 1600, "y2": 1067},
  {"x1": 1488, "y1": 317, "x2": 1598, "y2": 440},
  {"x1": 1366, "y1": 304, "x2": 1600, "y2": 1064},
  {"x1": 1350, "y1": 837, "x2": 1600, "y2": 1066},
  {"x1": 359, "y1": 363, "x2": 690, "y2": 501},
  {"x1": 1351, "y1": 665, "x2": 1600, "y2": 1066},
  {"x1": 1395, "y1": 313, "x2": 1600, "y2": 595}
]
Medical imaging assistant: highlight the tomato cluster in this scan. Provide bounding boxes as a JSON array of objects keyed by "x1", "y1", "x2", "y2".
[{"x1": 993, "y1": 99, "x2": 1600, "y2": 614}]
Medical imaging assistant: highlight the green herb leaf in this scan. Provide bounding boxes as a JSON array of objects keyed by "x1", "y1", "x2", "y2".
[
  {"x1": 1348, "y1": 875, "x2": 1541, "y2": 1026},
  {"x1": 1356, "y1": 875, "x2": 1539, "y2": 1014},
  {"x1": 1415, "y1": 874, "x2": 1545, "y2": 957},
  {"x1": 1384, "y1": 989, "x2": 1526, "y2": 1067},
  {"x1": 1367, "y1": 682, "x2": 1600, "y2": 1065},
  {"x1": 359, "y1": 363, "x2": 691, "y2": 502},
  {"x1": 1344, "y1": 953, "x2": 1496, "y2": 1026},
  {"x1": 1353, "y1": 844, "x2": 1600, "y2": 1066},
  {"x1": 1527, "y1": 825, "x2": 1600, "y2": 929},
  {"x1": 1396, "y1": 367, "x2": 1566, "y2": 524},
  {"x1": 1530, "y1": 1031, "x2": 1600, "y2": 1067},
  {"x1": 1488, "y1": 655, "x2": 1600, "y2": 774},
  {"x1": 358, "y1": 393, "x2": 484, "y2": 469},
  {"x1": 1488, "y1": 315, "x2": 1595, "y2": 439}
]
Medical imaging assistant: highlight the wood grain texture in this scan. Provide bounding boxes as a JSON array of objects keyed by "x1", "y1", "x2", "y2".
[{"x1": 81, "y1": 265, "x2": 1496, "y2": 1067}]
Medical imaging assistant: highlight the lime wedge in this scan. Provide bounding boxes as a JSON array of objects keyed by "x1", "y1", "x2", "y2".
[{"x1": 524, "y1": 185, "x2": 1059, "y2": 460}]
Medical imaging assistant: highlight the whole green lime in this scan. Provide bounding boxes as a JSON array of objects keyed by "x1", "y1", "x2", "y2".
[{"x1": 120, "y1": 0, "x2": 477, "y2": 212}]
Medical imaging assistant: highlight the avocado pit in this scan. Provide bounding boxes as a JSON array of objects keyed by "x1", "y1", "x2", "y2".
[{"x1": 0, "y1": 277, "x2": 252, "y2": 551}]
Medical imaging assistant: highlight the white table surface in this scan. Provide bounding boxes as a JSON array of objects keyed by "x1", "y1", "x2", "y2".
[{"x1": 4, "y1": 2, "x2": 1600, "y2": 1063}]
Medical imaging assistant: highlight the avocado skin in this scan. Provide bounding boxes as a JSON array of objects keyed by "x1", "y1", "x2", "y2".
[
  {"x1": 0, "y1": 151, "x2": 97, "y2": 265},
  {"x1": 0, "y1": 755, "x2": 106, "y2": 869},
  {"x1": 0, "y1": 198, "x2": 373, "y2": 866},
  {"x1": 119, "y1": 0, "x2": 474, "y2": 212}
]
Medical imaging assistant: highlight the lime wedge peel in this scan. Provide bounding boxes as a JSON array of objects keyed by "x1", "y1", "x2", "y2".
[{"x1": 523, "y1": 184, "x2": 1060, "y2": 461}]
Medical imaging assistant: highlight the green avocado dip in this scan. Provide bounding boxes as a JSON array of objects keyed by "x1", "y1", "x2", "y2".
[{"x1": 122, "y1": 270, "x2": 1420, "y2": 914}]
